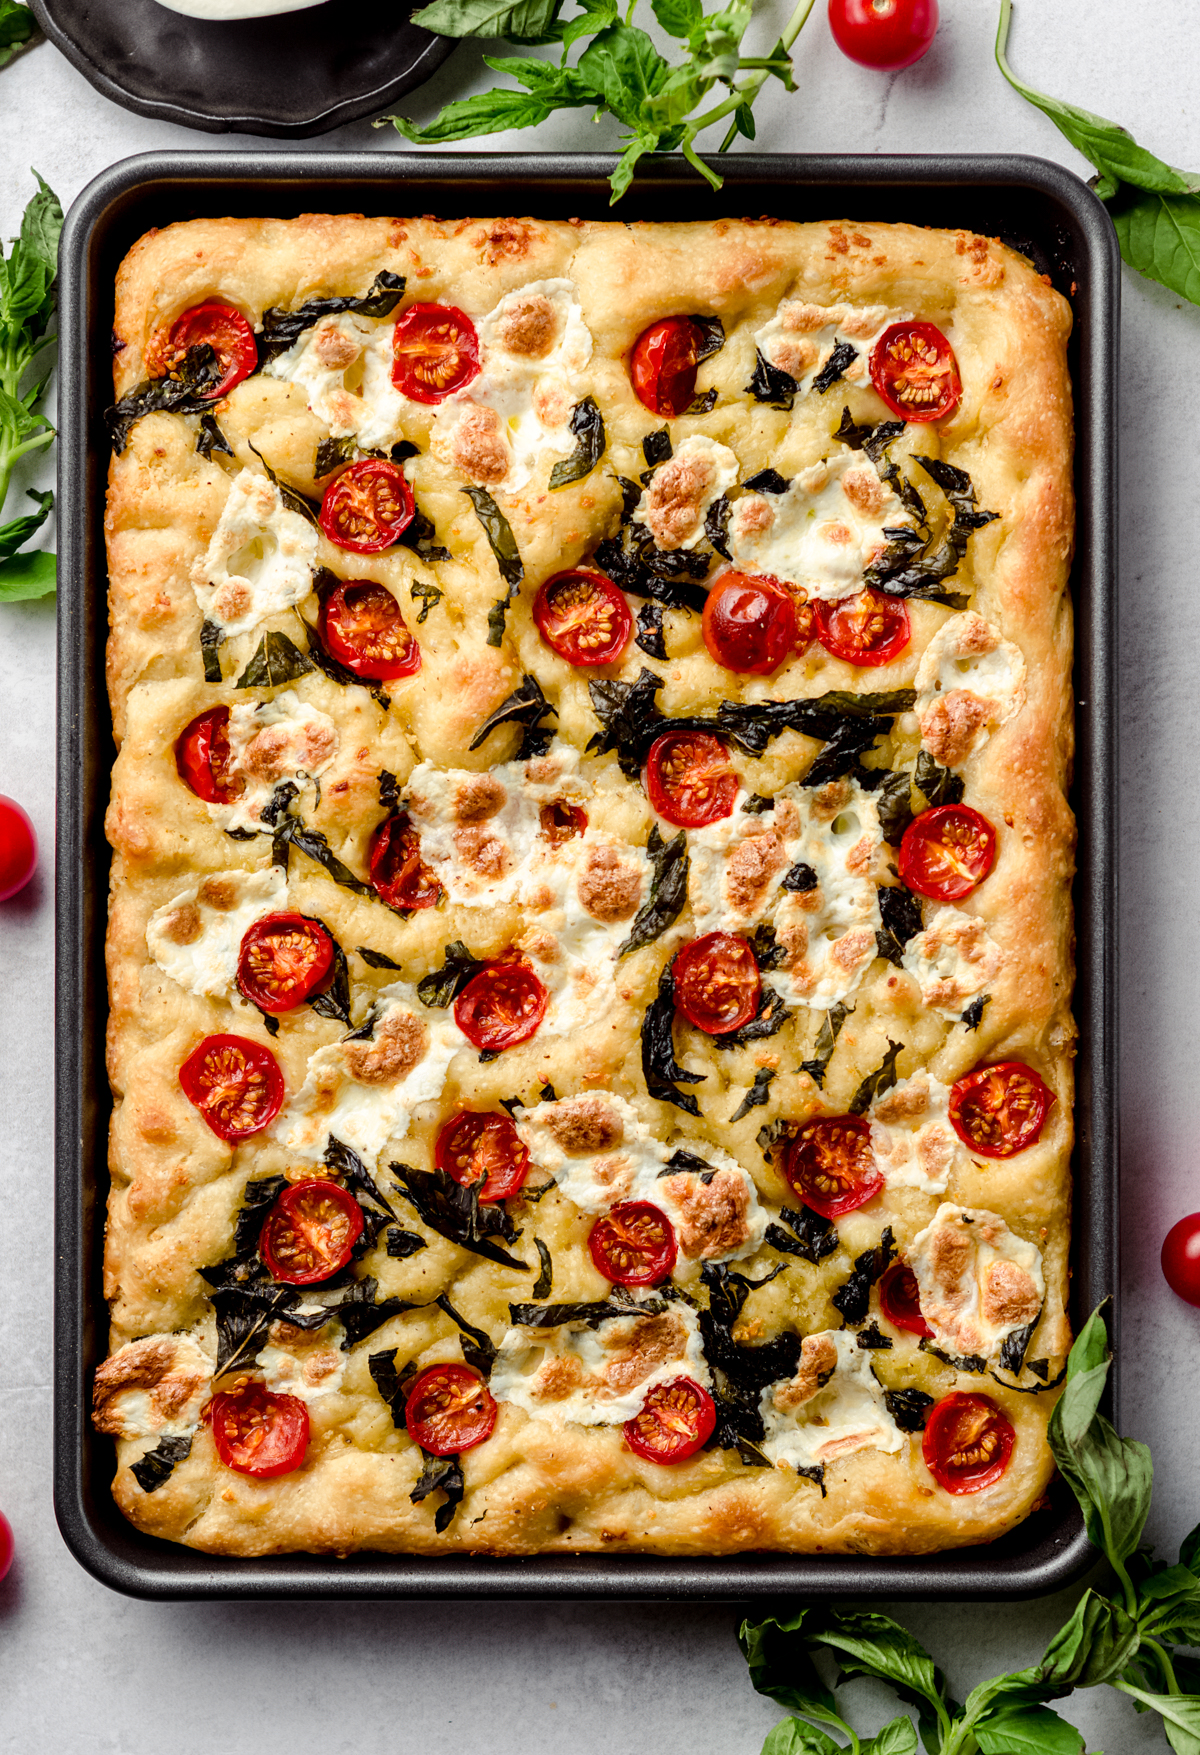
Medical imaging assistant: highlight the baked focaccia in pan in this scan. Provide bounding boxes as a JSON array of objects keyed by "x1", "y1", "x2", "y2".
[{"x1": 95, "y1": 212, "x2": 1075, "y2": 1557}]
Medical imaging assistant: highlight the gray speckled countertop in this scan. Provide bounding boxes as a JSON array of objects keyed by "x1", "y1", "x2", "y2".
[{"x1": 2, "y1": 2, "x2": 1197, "y2": 1746}]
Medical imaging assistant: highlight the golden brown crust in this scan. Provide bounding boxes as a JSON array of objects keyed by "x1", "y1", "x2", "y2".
[{"x1": 100, "y1": 214, "x2": 1075, "y2": 1558}]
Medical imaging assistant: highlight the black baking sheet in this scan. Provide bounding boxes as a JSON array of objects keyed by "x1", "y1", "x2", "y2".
[{"x1": 54, "y1": 150, "x2": 1119, "y2": 1600}]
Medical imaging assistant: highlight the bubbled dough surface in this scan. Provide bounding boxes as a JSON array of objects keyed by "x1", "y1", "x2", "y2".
[{"x1": 103, "y1": 213, "x2": 1074, "y2": 1557}]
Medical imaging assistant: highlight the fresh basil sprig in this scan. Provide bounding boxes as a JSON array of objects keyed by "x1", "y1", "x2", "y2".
[
  {"x1": 385, "y1": 0, "x2": 814, "y2": 203},
  {"x1": 997, "y1": 0, "x2": 1200, "y2": 305},
  {"x1": 738, "y1": 1302, "x2": 1200, "y2": 1754},
  {"x1": 0, "y1": 0, "x2": 36, "y2": 69},
  {"x1": 0, "y1": 172, "x2": 61, "y2": 600}
]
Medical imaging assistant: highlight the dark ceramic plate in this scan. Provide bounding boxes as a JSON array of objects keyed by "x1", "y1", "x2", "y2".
[{"x1": 27, "y1": 0, "x2": 455, "y2": 136}]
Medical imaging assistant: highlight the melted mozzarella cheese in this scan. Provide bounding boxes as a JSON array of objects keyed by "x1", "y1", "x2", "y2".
[
  {"x1": 491, "y1": 1298, "x2": 709, "y2": 1426},
  {"x1": 751, "y1": 299, "x2": 904, "y2": 399},
  {"x1": 915, "y1": 612, "x2": 1027, "y2": 766},
  {"x1": 759, "y1": 1331, "x2": 904, "y2": 1470},
  {"x1": 902, "y1": 905, "x2": 1004, "y2": 1018},
  {"x1": 727, "y1": 451, "x2": 913, "y2": 602},
  {"x1": 273, "y1": 984, "x2": 465, "y2": 1168},
  {"x1": 145, "y1": 866, "x2": 286, "y2": 997},
  {"x1": 191, "y1": 468, "x2": 319, "y2": 639},
  {"x1": 516, "y1": 1093, "x2": 766, "y2": 1263},
  {"x1": 219, "y1": 691, "x2": 339, "y2": 833},
  {"x1": 257, "y1": 1332, "x2": 347, "y2": 1403},
  {"x1": 689, "y1": 781, "x2": 883, "y2": 1010},
  {"x1": 634, "y1": 435, "x2": 740, "y2": 551},
  {"x1": 433, "y1": 279, "x2": 593, "y2": 494},
  {"x1": 909, "y1": 1203, "x2": 1045, "y2": 1363},
  {"x1": 265, "y1": 314, "x2": 409, "y2": 453},
  {"x1": 92, "y1": 1333, "x2": 213, "y2": 1440},
  {"x1": 868, "y1": 1071, "x2": 967, "y2": 1196}
]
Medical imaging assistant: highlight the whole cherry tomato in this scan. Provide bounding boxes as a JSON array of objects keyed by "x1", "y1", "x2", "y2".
[
  {"x1": 0, "y1": 795, "x2": 37, "y2": 902},
  {"x1": 1161, "y1": 1215, "x2": 1200, "y2": 1306},
  {"x1": 0, "y1": 1511, "x2": 12, "y2": 1583},
  {"x1": 828, "y1": 0, "x2": 939, "y2": 72},
  {"x1": 702, "y1": 572, "x2": 803, "y2": 675},
  {"x1": 629, "y1": 316, "x2": 708, "y2": 418}
]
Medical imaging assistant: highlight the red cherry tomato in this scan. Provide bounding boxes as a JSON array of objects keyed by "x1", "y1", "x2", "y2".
[
  {"x1": 625, "y1": 1377, "x2": 716, "y2": 1464},
  {"x1": 702, "y1": 572, "x2": 803, "y2": 675},
  {"x1": 949, "y1": 1062, "x2": 1055, "y2": 1159},
  {"x1": 179, "y1": 1034, "x2": 285, "y2": 1142},
  {"x1": 1162, "y1": 1215, "x2": 1200, "y2": 1306},
  {"x1": 174, "y1": 707, "x2": 244, "y2": 806},
  {"x1": 405, "y1": 1363, "x2": 497, "y2": 1456},
  {"x1": 815, "y1": 587, "x2": 910, "y2": 667},
  {"x1": 870, "y1": 320, "x2": 961, "y2": 422},
  {"x1": 922, "y1": 1392, "x2": 1014, "y2": 1495},
  {"x1": 673, "y1": 932, "x2": 761, "y2": 1035},
  {"x1": 319, "y1": 580, "x2": 420, "y2": 680},
  {"x1": 899, "y1": 804, "x2": 997, "y2": 902},
  {"x1": 783, "y1": 1116, "x2": 883, "y2": 1219},
  {"x1": 0, "y1": 795, "x2": 37, "y2": 903},
  {"x1": 435, "y1": 1110, "x2": 531, "y2": 1203},
  {"x1": 878, "y1": 1261, "x2": 932, "y2": 1337},
  {"x1": 454, "y1": 957, "x2": 548, "y2": 1053},
  {"x1": 589, "y1": 1201, "x2": 678, "y2": 1287},
  {"x1": 209, "y1": 1382, "x2": 310, "y2": 1478},
  {"x1": 368, "y1": 813, "x2": 443, "y2": 911},
  {"x1": 236, "y1": 912, "x2": 335, "y2": 1014},
  {"x1": 630, "y1": 316, "x2": 709, "y2": 418},
  {"x1": 828, "y1": 0, "x2": 938, "y2": 70},
  {"x1": 0, "y1": 1511, "x2": 12, "y2": 1583},
  {"x1": 533, "y1": 569, "x2": 633, "y2": 667},
  {"x1": 259, "y1": 1179, "x2": 364, "y2": 1284},
  {"x1": 645, "y1": 730, "x2": 738, "y2": 829},
  {"x1": 319, "y1": 459, "x2": 415, "y2": 554},
  {"x1": 391, "y1": 303, "x2": 481, "y2": 404},
  {"x1": 539, "y1": 801, "x2": 588, "y2": 844},
  {"x1": 154, "y1": 301, "x2": 258, "y2": 399}
]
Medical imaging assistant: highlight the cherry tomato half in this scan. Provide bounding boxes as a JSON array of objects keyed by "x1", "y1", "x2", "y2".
[
  {"x1": 405, "y1": 1363, "x2": 497, "y2": 1456},
  {"x1": 783, "y1": 1116, "x2": 883, "y2": 1219},
  {"x1": 898, "y1": 804, "x2": 997, "y2": 902},
  {"x1": 1162, "y1": 1215, "x2": 1200, "y2": 1307},
  {"x1": 175, "y1": 707, "x2": 244, "y2": 805},
  {"x1": 630, "y1": 316, "x2": 709, "y2": 419},
  {"x1": 702, "y1": 572, "x2": 802, "y2": 675},
  {"x1": 0, "y1": 795, "x2": 37, "y2": 903},
  {"x1": 319, "y1": 459, "x2": 415, "y2": 554},
  {"x1": 878, "y1": 1261, "x2": 932, "y2": 1337},
  {"x1": 236, "y1": 912, "x2": 336, "y2": 1014},
  {"x1": 391, "y1": 303, "x2": 481, "y2": 404},
  {"x1": 948, "y1": 1062, "x2": 1055, "y2": 1159},
  {"x1": 815, "y1": 587, "x2": 911, "y2": 667},
  {"x1": 922, "y1": 1392, "x2": 1014, "y2": 1495},
  {"x1": 540, "y1": 801, "x2": 588, "y2": 844},
  {"x1": 319, "y1": 580, "x2": 420, "y2": 680},
  {"x1": 0, "y1": 1511, "x2": 12, "y2": 1583},
  {"x1": 435, "y1": 1110, "x2": 531, "y2": 1203},
  {"x1": 368, "y1": 813, "x2": 443, "y2": 911},
  {"x1": 673, "y1": 932, "x2": 761, "y2": 1035},
  {"x1": 828, "y1": 0, "x2": 939, "y2": 71},
  {"x1": 454, "y1": 957, "x2": 548, "y2": 1053},
  {"x1": 179, "y1": 1034, "x2": 285, "y2": 1142},
  {"x1": 209, "y1": 1382, "x2": 310, "y2": 1478},
  {"x1": 259, "y1": 1179, "x2": 364, "y2": 1284},
  {"x1": 645, "y1": 730, "x2": 738, "y2": 829},
  {"x1": 533, "y1": 569, "x2": 633, "y2": 667},
  {"x1": 589, "y1": 1201, "x2": 678, "y2": 1287},
  {"x1": 624, "y1": 1377, "x2": 716, "y2": 1464},
  {"x1": 870, "y1": 320, "x2": 961, "y2": 423},
  {"x1": 154, "y1": 301, "x2": 258, "y2": 399}
]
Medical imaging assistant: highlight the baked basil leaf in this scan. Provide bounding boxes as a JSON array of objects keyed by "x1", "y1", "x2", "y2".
[
  {"x1": 914, "y1": 748, "x2": 965, "y2": 806},
  {"x1": 369, "y1": 1347, "x2": 418, "y2": 1428},
  {"x1": 314, "y1": 435, "x2": 356, "y2": 478},
  {"x1": 643, "y1": 426, "x2": 672, "y2": 469},
  {"x1": 782, "y1": 860, "x2": 817, "y2": 893},
  {"x1": 641, "y1": 957, "x2": 705, "y2": 1116},
  {"x1": 618, "y1": 824, "x2": 688, "y2": 957},
  {"x1": 208, "y1": 1283, "x2": 330, "y2": 1380},
  {"x1": 549, "y1": 395, "x2": 606, "y2": 489},
  {"x1": 324, "y1": 1135, "x2": 396, "y2": 1218},
  {"x1": 877, "y1": 887, "x2": 922, "y2": 966},
  {"x1": 635, "y1": 601, "x2": 667, "y2": 658},
  {"x1": 704, "y1": 492, "x2": 731, "y2": 559},
  {"x1": 247, "y1": 442, "x2": 321, "y2": 527},
  {"x1": 257, "y1": 270, "x2": 406, "y2": 364},
  {"x1": 469, "y1": 672, "x2": 558, "y2": 760},
  {"x1": 728, "y1": 1066, "x2": 775, "y2": 1122},
  {"x1": 713, "y1": 985, "x2": 791, "y2": 1049},
  {"x1": 592, "y1": 520, "x2": 711, "y2": 612},
  {"x1": 831, "y1": 1228, "x2": 897, "y2": 1325},
  {"x1": 464, "y1": 485, "x2": 523, "y2": 644},
  {"x1": 961, "y1": 993, "x2": 990, "y2": 1031},
  {"x1": 130, "y1": 1434, "x2": 193, "y2": 1494},
  {"x1": 800, "y1": 1001, "x2": 853, "y2": 1088},
  {"x1": 395, "y1": 505, "x2": 452, "y2": 566},
  {"x1": 884, "y1": 1387, "x2": 935, "y2": 1433},
  {"x1": 859, "y1": 765, "x2": 914, "y2": 843},
  {"x1": 919, "y1": 1337, "x2": 987, "y2": 1373},
  {"x1": 700, "y1": 1262, "x2": 800, "y2": 1417},
  {"x1": 272, "y1": 814, "x2": 372, "y2": 897},
  {"x1": 332, "y1": 1275, "x2": 422, "y2": 1348},
  {"x1": 435, "y1": 1292, "x2": 497, "y2": 1377},
  {"x1": 417, "y1": 940, "x2": 488, "y2": 1008},
  {"x1": 200, "y1": 618, "x2": 225, "y2": 683},
  {"x1": 508, "y1": 1292, "x2": 665, "y2": 1329},
  {"x1": 766, "y1": 1205, "x2": 838, "y2": 1265},
  {"x1": 688, "y1": 314, "x2": 725, "y2": 363},
  {"x1": 743, "y1": 467, "x2": 791, "y2": 494},
  {"x1": 410, "y1": 579, "x2": 443, "y2": 624},
  {"x1": 106, "y1": 342, "x2": 224, "y2": 453},
  {"x1": 308, "y1": 939, "x2": 351, "y2": 1025},
  {"x1": 745, "y1": 348, "x2": 798, "y2": 409},
  {"x1": 386, "y1": 1226, "x2": 428, "y2": 1259},
  {"x1": 196, "y1": 413, "x2": 233, "y2": 460},
  {"x1": 849, "y1": 1039, "x2": 903, "y2": 1114},
  {"x1": 411, "y1": 1448, "x2": 465, "y2": 1533},
  {"x1": 532, "y1": 1239, "x2": 553, "y2": 1299},
  {"x1": 999, "y1": 1312, "x2": 1041, "y2": 1376},
  {"x1": 234, "y1": 629, "x2": 315, "y2": 689},
  {"x1": 392, "y1": 1161, "x2": 528, "y2": 1270},
  {"x1": 862, "y1": 450, "x2": 997, "y2": 607},
  {"x1": 812, "y1": 340, "x2": 857, "y2": 394},
  {"x1": 855, "y1": 1320, "x2": 892, "y2": 1350},
  {"x1": 356, "y1": 946, "x2": 402, "y2": 971}
]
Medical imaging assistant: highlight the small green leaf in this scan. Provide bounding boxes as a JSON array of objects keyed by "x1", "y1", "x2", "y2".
[
  {"x1": 975, "y1": 1706, "x2": 1084, "y2": 1755},
  {"x1": 1048, "y1": 1316, "x2": 1153, "y2": 1565},
  {"x1": 1037, "y1": 1588, "x2": 1140, "y2": 1689},
  {"x1": 1115, "y1": 1684, "x2": 1200, "y2": 1747},
  {"x1": 388, "y1": 87, "x2": 564, "y2": 144},
  {"x1": 652, "y1": 0, "x2": 700, "y2": 39},
  {"x1": 410, "y1": 0, "x2": 563, "y2": 40},
  {"x1": 737, "y1": 1611, "x2": 837, "y2": 1719},
  {"x1": 1180, "y1": 1519, "x2": 1200, "y2": 1574},
  {"x1": 814, "y1": 1611, "x2": 947, "y2": 1719},
  {"x1": 0, "y1": 547, "x2": 55, "y2": 599},
  {"x1": 0, "y1": 0, "x2": 38, "y2": 68},
  {"x1": 862, "y1": 1716, "x2": 918, "y2": 1755},
  {"x1": 734, "y1": 101, "x2": 756, "y2": 140},
  {"x1": 609, "y1": 134, "x2": 660, "y2": 204},
  {"x1": 577, "y1": 22, "x2": 671, "y2": 128},
  {"x1": 0, "y1": 487, "x2": 52, "y2": 560},
  {"x1": 760, "y1": 1720, "x2": 839, "y2": 1755},
  {"x1": 1111, "y1": 189, "x2": 1200, "y2": 305}
]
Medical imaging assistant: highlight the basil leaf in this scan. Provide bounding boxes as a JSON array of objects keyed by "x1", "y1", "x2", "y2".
[
  {"x1": 0, "y1": 0, "x2": 37, "y2": 68},
  {"x1": 411, "y1": 1448, "x2": 466, "y2": 1533},
  {"x1": 635, "y1": 601, "x2": 667, "y2": 658},
  {"x1": 728, "y1": 1067, "x2": 775, "y2": 1122},
  {"x1": 463, "y1": 485, "x2": 523, "y2": 644},
  {"x1": 738, "y1": 1608, "x2": 837, "y2": 1719},
  {"x1": 713, "y1": 985, "x2": 791, "y2": 1049},
  {"x1": 766, "y1": 1206, "x2": 838, "y2": 1266},
  {"x1": 130, "y1": 1434, "x2": 193, "y2": 1494},
  {"x1": 395, "y1": 505, "x2": 451, "y2": 567},
  {"x1": 974, "y1": 1708, "x2": 1083, "y2": 1755},
  {"x1": 208, "y1": 1283, "x2": 329, "y2": 1380},
  {"x1": 618, "y1": 824, "x2": 688, "y2": 957},
  {"x1": 196, "y1": 413, "x2": 233, "y2": 460},
  {"x1": 743, "y1": 468, "x2": 791, "y2": 494},
  {"x1": 688, "y1": 314, "x2": 725, "y2": 364},
  {"x1": 314, "y1": 435, "x2": 356, "y2": 479},
  {"x1": 858, "y1": 765, "x2": 914, "y2": 843},
  {"x1": 386, "y1": 1226, "x2": 427, "y2": 1259},
  {"x1": 961, "y1": 993, "x2": 990, "y2": 1031},
  {"x1": 417, "y1": 940, "x2": 488, "y2": 1008},
  {"x1": 576, "y1": 22, "x2": 671, "y2": 129},
  {"x1": 392, "y1": 1161, "x2": 528, "y2": 1270},
  {"x1": 1036, "y1": 1588, "x2": 1140, "y2": 1690},
  {"x1": 760, "y1": 1721, "x2": 840, "y2": 1755},
  {"x1": 812, "y1": 340, "x2": 857, "y2": 394},
  {"x1": 811, "y1": 1611, "x2": 950, "y2": 1737},
  {"x1": 1048, "y1": 1303, "x2": 1153, "y2": 1564},
  {"x1": 643, "y1": 427, "x2": 672, "y2": 470},
  {"x1": 356, "y1": 946, "x2": 402, "y2": 971},
  {"x1": 257, "y1": 271, "x2": 406, "y2": 365},
  {"x1": 782, "y1": 861, "x2": 816, "y2": 892},
  {"x1": 800, "y1": 1001, "x2": 852, "y2": 1088},
  {"x1": 272, "y1": 813, "x2": 372, "y2": 897},
  {"x1": 308, "y1": 940, "x2": 352, "y2": 1025},
  {"x1": 410, "y1": 0, "x2": 563, "y2": 39},
  {"x1": 532, "y1": 1239, "x2": 553, "y2": 1298},
  {"x1": 324, "y1": 1135, "x2": 396, "y2": 1217},
  {"x1": 1114, "y1": 1686, "x2": 1200, "y2": 1749},
  {"x1": 831, "y1": 1228, "x2": 896, "y2": 1325},
  {"x1": 469, "y1": 672, "x2": 558, "y2": 760},
  {"x1": 877, "y1": 888, "x2": 922, "y2": 966},
  {"x1": 883, "y1": 1388, "x2": 933, "y2": 1433},
  {"x1": 745, "y1": 348, "x2": 798, "y2": 409},
  {"x1": 248, "y1": 442, "x2": 320, "y2": 528},
  {"x1": 234, "y1": 629, "x2": 315, "y2": 688},
  {"x1": 855, "y1": 1320, "x2": 892, "y2": 1350},
  {"x1": 0, "y1": 545, "x2": 55, "y2": 600},
  {"x1": 999, "y1": 1310, "x2": 1040, "y2": 1376},
  {"x1": 410, "y1": 579, "x2": 443, "y2": 624},
  {"x1": 863, "y1": 1718, "x2": 918, "y2": 1755},
  {"x1": 849, "y1": 1040, "x2": 902, "y2": 1114},
  {"x1": 704, "y1": 491, "x2": 731, "y2": 559},
  {"x1": 549, "y1": 396, "x2": 606, "y2": 489},
  {"x1": 106, "y1": 342, "x2": 223, "y2": 453},
  {"x1": 369, "y1": 1347, "x2": 417, "y2": 1427},
  {"x1": 509, "y1": 1291, "x2": 665, "y2": 1329},
  {"x1": 331, "y1": 1275, "x2": 423, "y2": 1349},
  {"x1": 915, "y1": 748, "x2": 965, "y2": 806},
  {"x1": 641, "y1": 957, "x2": 705, "y2": 1116},
  {"x1": 435, "y1": 1292, "x2": 497, "y2": 1377},
  {"x1": 390, "y1": 85, "x2": 587, "y2": 146}
]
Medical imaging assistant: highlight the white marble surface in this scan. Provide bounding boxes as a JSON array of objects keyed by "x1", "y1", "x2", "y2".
[{"x1": 1, "y1": 0, "x2": 1197, "y2": 1747}]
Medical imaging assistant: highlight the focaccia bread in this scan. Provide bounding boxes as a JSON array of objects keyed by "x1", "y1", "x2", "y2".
[{"x1": 96, "y1": 213, "x2": 1075, "y2": 1558}]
